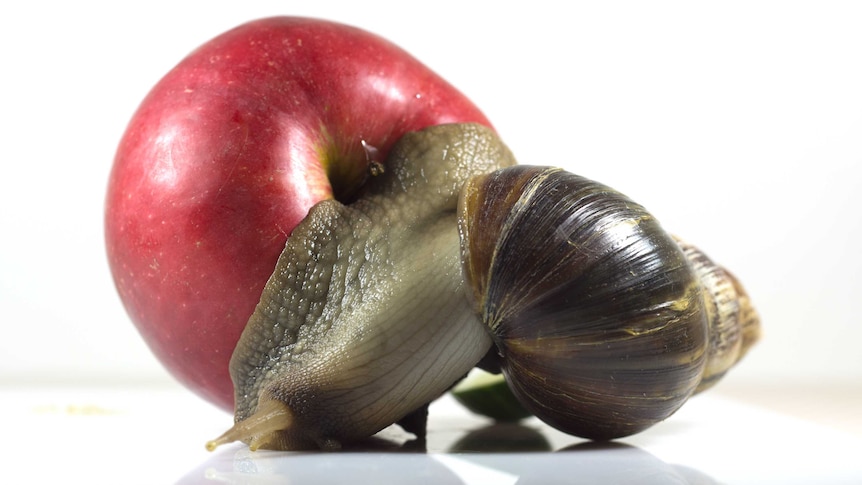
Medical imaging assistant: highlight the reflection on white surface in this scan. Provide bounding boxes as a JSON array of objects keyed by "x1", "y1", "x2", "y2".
[
  {"x1": 179, "y1": 440, "x2": 717, "y2": 484},
  {"x1": 3, "y1": 386, "x2": 861, "y2": 485}
]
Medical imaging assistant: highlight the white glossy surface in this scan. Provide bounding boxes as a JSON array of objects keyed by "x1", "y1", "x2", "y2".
[{"x1": 3, "y1": 384, "x2": 860, "y2": 484}]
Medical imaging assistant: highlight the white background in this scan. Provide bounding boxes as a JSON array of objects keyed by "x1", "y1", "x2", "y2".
[{"x1": 2, "y1": 1, "x2": 861, "y2": 393}]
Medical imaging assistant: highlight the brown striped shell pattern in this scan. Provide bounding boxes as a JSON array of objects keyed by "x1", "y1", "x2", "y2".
[{"x1": 458, "y1": 165, "x2": 760, "y2": 440}]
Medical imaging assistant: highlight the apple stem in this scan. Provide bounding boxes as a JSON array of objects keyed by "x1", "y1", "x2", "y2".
[
  {"x1": 360, "y1": 139, "x2": 381, "y2": 163},
  {"x1": 205, "y1": 399, "x2": 294, "y2": 452},
  {"x1": 361, "y1": 139, "x2": 385, "y2": 177}
]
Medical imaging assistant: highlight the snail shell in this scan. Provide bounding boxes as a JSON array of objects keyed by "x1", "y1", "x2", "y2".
[
  {"x1": 676, "y1": 238, "x2": 761, "y2": 393},
  {"x1": 458, "y1": 165, "x2": 759, "y2": 440}
]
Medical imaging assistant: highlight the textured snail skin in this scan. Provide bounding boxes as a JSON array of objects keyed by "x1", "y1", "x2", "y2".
[
  {"x1": 207, "y1": 124, "x2": 515, "y2": 451},
  {"x1": 460, "y1": 166, "x2": 728, "y2": 440}
]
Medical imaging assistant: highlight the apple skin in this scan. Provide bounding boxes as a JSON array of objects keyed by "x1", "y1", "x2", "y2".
[{"x1": 105, "y1": 16, "x2": 491, "y2": 412}]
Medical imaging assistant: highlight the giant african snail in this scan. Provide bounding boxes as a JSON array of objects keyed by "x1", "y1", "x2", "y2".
[{"x1": 206, "y1": 123, "x2": 760, "y2": 451}]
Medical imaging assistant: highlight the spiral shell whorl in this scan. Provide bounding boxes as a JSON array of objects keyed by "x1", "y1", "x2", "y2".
[
  {"x1": 676, "y1": 239, "x2": 761, "y2": 393},
  {"x1": 458, "y1": 166, "x2": 710, "y2": 440}
]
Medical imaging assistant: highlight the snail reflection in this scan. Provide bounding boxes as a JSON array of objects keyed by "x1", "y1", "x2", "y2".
[
  {"x1": 179, "y1": 423, "x2": 717, "y2": 484},
  {"x1": 449, "y1": 427, "x2": 717, "y2": 484}
]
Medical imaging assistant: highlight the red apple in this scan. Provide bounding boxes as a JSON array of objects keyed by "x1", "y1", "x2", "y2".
[{"x1": 105, "y1": 16, "x2": 491, "y2": 412}]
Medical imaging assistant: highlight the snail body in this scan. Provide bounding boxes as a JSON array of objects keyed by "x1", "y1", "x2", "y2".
[
  {"x1": 207, "y1": 124, "x2": 513, "y2": 451},
  {"x1": 207, "y1": 124, "x2": 759, "y2": 451}
]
